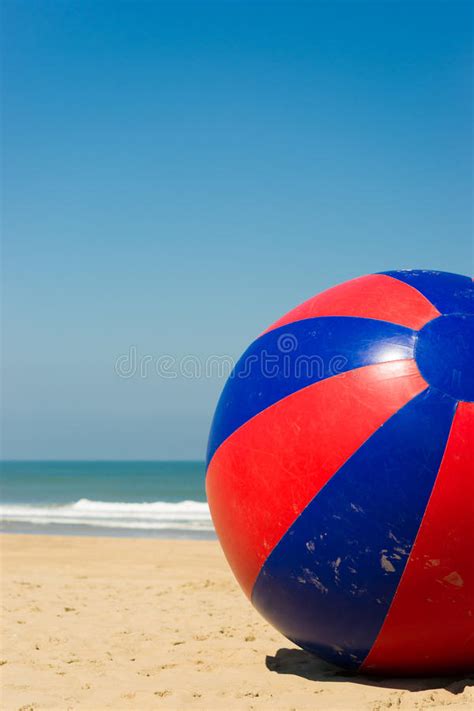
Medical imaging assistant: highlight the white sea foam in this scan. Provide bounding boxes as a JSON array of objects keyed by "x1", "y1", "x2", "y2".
[{"x1": 0, "y1": 499, "x2": 213, "y2": 531}]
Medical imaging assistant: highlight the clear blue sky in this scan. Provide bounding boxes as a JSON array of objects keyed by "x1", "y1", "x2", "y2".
[{"x1": 2, "y1": 0, "x2": 472, "y2": 459}]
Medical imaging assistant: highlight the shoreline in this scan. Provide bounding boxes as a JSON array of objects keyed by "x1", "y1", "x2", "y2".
[
  {"x1": 0, "y1": 522, "x2": 216, "y2": 540},
  {"x1": 1, "y1": 534, "x2": 472, "y2": 710}
]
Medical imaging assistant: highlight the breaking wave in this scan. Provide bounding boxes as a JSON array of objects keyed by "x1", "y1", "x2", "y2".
[{"x1": 0, "y1": 499, "x2": 213, "y2": 531}]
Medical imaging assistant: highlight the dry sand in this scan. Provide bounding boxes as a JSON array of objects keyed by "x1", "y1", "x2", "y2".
[{"x1": 0, "y1": 534, "x2": 472, "y2": 711}]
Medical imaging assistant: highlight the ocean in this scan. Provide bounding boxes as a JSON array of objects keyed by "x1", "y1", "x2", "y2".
[{"x1": 0, "y1": 461, "x2": 215, "y2": 539}]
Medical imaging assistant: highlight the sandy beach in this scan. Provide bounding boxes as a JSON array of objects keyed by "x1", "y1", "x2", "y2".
[{"x1": 1, "y1": 534, "x2": 472, "y2": 711}]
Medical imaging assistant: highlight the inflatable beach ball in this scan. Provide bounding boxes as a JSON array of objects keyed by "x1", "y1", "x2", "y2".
[{"x1": 206, "y1": 270, "x2": 474, "y2": 675}]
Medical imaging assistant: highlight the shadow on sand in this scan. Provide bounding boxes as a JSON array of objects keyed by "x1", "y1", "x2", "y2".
[{"x1": 266, "y1": 648, "x2": 474, "y2": 694}]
